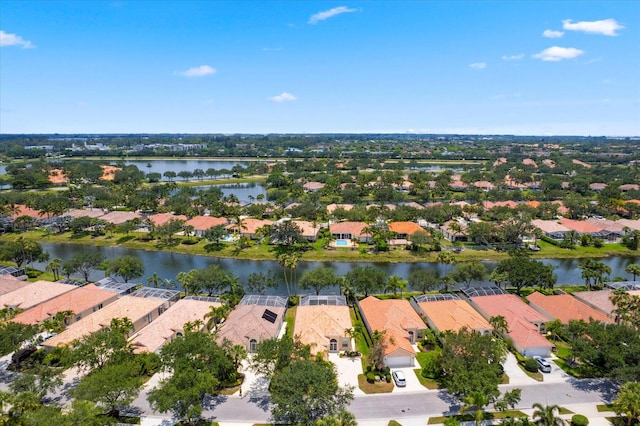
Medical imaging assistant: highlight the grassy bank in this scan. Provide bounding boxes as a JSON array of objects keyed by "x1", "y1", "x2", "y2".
[{"x1": 1, "y1": 229, "x2": 637, "y2": 265}]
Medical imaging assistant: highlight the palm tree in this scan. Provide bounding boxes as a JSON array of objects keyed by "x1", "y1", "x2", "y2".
[
  {"x1": 46, "y1": 258, "x2": 62, "y2": 281},
  {"x1": 205, "y1": 305, "x2": 231, "y2": 333},
  {"x1": 460, "y1": 391, "x2": 490, "y2": 426},
  {"x1": 385, "y1": 275, "x2": 407, "y2": 297},
  {"x1": 612, "y1": 381, "x2": 640, "y2": 426},
  {"x1": 531, "y1": 403, "x2": 565, "y2": 426},
  {"x1": 489, "y1": 315, "x2": 509, "y2": 335},
  {"x1": 625, "y1": 263, "x2": 640, "y2": 281},
  {"x1": 147, "y1": 272, "x2": 161, "y2": 288}
]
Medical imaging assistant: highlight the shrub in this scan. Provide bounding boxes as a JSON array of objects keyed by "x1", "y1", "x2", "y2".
[
  {"x1": 385, "y1": 373, "x2": 392, "y2": 383},
  {"x1": 366, "y1": 371, "x2": 375, "y2": 383},
  {"x1": 382, "y1": 366, "x2": 391, "y2": 375},
  {"x1": 541, "y1": 235, "x2": 559, "y2": 246},
  {"x1": 593, "y1": 238, "x2": 604, "y2": 248},
  {"x1": 524, "y1": 357, "x2": 539, "y2": 373},
  {"x1": 571, "y1": 415, "x2": 589, "y2": 426}
]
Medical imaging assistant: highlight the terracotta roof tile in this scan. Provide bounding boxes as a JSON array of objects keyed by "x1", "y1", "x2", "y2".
[
  {"x1": 216, "y1": 304, "x2": 285, "y2": 347},
  {"x1": 294, "y1": 305, "x2": 352, "y2": 355},
  {"x1": 526, "y1": 292, "x2": 614, "y2": 324},
  {"x1": 0, "y1": 281, "x2": 76, "y2": 310},
  {"x1": 185, "y1": 216, "x2": 228, "y2": 231},
  {"x1": 388, "y1": 222, "x2": 424, "y2": 236},
  {"x1": 418, "y1": 299, "x2": 492, "y2": 333}
]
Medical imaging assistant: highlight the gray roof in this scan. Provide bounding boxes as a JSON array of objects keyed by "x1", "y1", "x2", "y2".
[
  {"x1": 56, "y1": 279, "x2": 87, "y2": 287},
  {"x1": 239, "y1": 295, "x2": 288, "y2": 308},
  {"x1": 413, "y1": 293, "x2": 460, "y2": 303},
  {"x1": 461, "y1": 286, "x2": 508, "y2": 298},
  {"x1": 299, "y1": 295, "x2": 347, "y2": 306},
  {"x1": 130, "y1": 287, "x2": 181, "y2": 301},
  {"x1": 605, "y1": 281, "x2": 640, "y2": 291},
  {"x1": 184, "y1": 295, "x2": 222, "y2": 303},
  {"x1": 94, "y1": 277, "x2": 139, "y2": 294},
  {"x1": 0, "y1": 266, "x2": 26, "y2": 278}
]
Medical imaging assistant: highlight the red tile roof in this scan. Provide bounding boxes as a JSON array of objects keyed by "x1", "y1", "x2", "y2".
[
  {"x1": 185, "y1": 216, "x2": 228, "y2": 231},
  {"x1": 388, "y1": 222, "x2": 424, "y2": 236},
  {"x1": 149, "y1": 213, "x2": 188, "y2": 227},
  {"x1": 329, "y1": 221, "x2": 371, "y2": 238},
  {"x1": 526, "y1": 292, "x2": 614, "y2": 324}
]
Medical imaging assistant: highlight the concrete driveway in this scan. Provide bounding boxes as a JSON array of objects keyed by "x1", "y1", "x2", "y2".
[
  {"x1": 389, "y1": 366, "x2": 424, "y2": 393},
  {"x1": 502, "y1": 352, "x2": 539, "y2": 385},
  {"x1": 329, "y1": 353, "x2": 364, "y2": 395},
  {"x1": 543, "y1": 355, "x2": 571, "y2": 383}
]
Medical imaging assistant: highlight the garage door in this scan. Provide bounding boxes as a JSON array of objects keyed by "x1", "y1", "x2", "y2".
[{"x1": 385, "y1": 356, "x2": 413, "y2": 368}]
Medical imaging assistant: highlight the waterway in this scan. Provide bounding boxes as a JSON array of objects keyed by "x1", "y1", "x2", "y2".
[{"x1": 32, "y1": 243, "x2": 639, "y2": 295}]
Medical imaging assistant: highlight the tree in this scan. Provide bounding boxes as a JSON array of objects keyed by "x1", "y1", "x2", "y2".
[
  {"x1": 270, "y1": 220, "x2": 304, "y2": 246},
  {"x1": 249, "y1": 335, "x2": 311, "y2": 378},
  {"x1": 46, "y1": 257, "x2": 63, "y2": 281},
  {"x1": 205, "y1": 305, "x2": 231, "y2": 332},
  {"x1": 0, "y1": 322, "x2": 40, "y2": 356},
  {"x1": 0, "y1": 238, "x2": 48, "y2": 268},
  {"x1": 204, "y1": 224, "x2": 227, "y2": 244},
  {"x1": 368, "y1": 330, "x2": 388, "y2": 372},
  {"x1": 439, "y1": 328, "x2": 506, "y2": 404},
  {"x1": 489, "y1": 315, "x2": 509, "y2": 335},
  {"x1": 299, "y1": 266, "x2": 338, "y2": 295},
  {"x1": 73, "y1": 359, "x2": 144, "y2": 417},
  {"x1": 154, "y1": 218, "x2": 185, "y2": 246},
  {"x1": 408, "y1": 269, "x2": 440, "y2": 293},
  {"x1": 178, "y1": 264, "x2": 237, "y2": 296},
  {"x1": 612, "y1": 381, "x2": 640, "y2": 426},
  {"x1": 344, "y1": 266, "x2": 387, "y2": 297},
  {"x1": 610, "y1": 289, "x2": 640, "y2": 326},
  {"x1": 448, "y1": 262, "x2": 487, "y2": 287},
  {"x1": 63, "y1": 251, "x2": 106, "y2": 282},
  {"x1": 531, "y1": 403, "x2": 565, "y2": 426},
  {"x1": 460, "y1": 391, "x2": 490, "y2": 426},
  {"x1": 269, "y1": 359, "x2": 354, "y2": 425},
  {"x1": 410, "y1": 229, "x2": 432, "y2": 251},
  {"x1": 246, "y1": 271, "x2": 278, "y2": 295},
  {"x1": 625, "y1": 263, "x2": 640, "y2": 281},
  {"x1": 72, "y1": 318, "x2": 134, "y2": 372},
  {"x1": 494, "y1": 254, "x2": 557, "y2": 295},
  {"x1": 385, "y1": 275, "x2": 408, "y2": 296},
  {"x1": 578, "y1": 258, "x2": 611, "y2": 290},
  {"x1": 148, "y1": 322, "x2": 236, "y2": 424},
  {"x1": 104, "y1": 255, "x2": 144, "y2": 283}
]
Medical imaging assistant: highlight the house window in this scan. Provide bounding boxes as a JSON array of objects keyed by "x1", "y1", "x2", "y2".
[
  {"x1": 342, "y1": 338, "x2": 350, "y2": 349},
  {"x1": 249, "y1": 339, "x2": 257, "y2": 352},
  {"x1": 408, "y1": 330, "x2": 415, "y2": 343},
  {"x1": 175, "y1": 332, "x2": 183, "y2": 338},
  {"x1": 146, "y1": 313, "x2": 153, "y2": 323},
  {"x1": 329, "y1": 339, "x2": 338, "y2": 351},
  {"x1": 75, "y1": 314, "x2": 82, "y2": 321}
]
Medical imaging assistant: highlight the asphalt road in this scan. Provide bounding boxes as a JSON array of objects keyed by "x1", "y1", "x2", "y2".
[{"x1": 125, "y1": 378, "x2": 616, "y2": 423}]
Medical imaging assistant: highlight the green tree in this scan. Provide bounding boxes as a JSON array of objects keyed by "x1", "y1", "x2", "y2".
[
  {"x1": 0, "y1": 238, "x2": 48, "y2": 268},
  {"x1": 246, "y1": 271, "x2": 278, "y2": 295},
  {"x1": 460, "y1": 391, "x2": 490, "y2": 426},
  {"x1": 612, "y1": 381, "x2": 640, "y2": 426},
  {"x1": 73, "y1": 359, "x2": 144, "y2": 417},
  {"x1": 299, "y1": 266, "x2": 339, "y2": 295},
  {"x1": 270, "y1": 359, "x2": 354, "y2": 425},
  {"x1": 531, "y1": 403, "x2": 565, "y2": 426},
  {"x1": 494, "y1": 254, "x2": 557, "y2": 295},
  {"x1": 72, "y1": 318, "x2": 134, "y2": 372},
  {"x1": 63, "y1": 251, "x2": 106, "y2": 282},
  {"x1": 448, "y1": 262, "x2": 487, "y2": 287},
  {"x1": 344, "y1": 266, "x2": 387, "y2": 297},
  {"x1": 204, "y1": 224, "x2": 227, "y2": 244},
  {"x1": 408, "y1": 269, "x2": 440, "y2": 293},
  {"x1": 625, "y1": 263, "x2": 640, "y2": 281},
  {"x1": 154, "y1": 218, "x2": 185, "y2": 246},
  {"x1": 104, "y1": 255, "x2": 144, "y2": 283},
  {"x1": 45, "y1": 257, "x2": 63, "y2": 281},
  {"x1": 0, "y1": 322, "x2": 40, "y2": 356},
  {"x1": 439, "y1": 328, "x2": 506, "y2": 404}
]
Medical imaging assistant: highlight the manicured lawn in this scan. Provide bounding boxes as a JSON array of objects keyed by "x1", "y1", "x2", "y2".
[
  {"x1": 428, "y1": 410, "x2": 527, "y2": 424},
  {"x1": 357, "y1": 374, "x2": 394, "y2": 394},
  {"x1": 284, "y1": 306, "x2": 296, "y2": 337},
  {"x1": 558, "y1": 407, "x2": 574, "y2": 415},
  {"x1": 413, "y1": 369, "x2": 439, "y2": 389},
  {"x1": 597, "y1": 404, "x2": 614, "y2": 412}
]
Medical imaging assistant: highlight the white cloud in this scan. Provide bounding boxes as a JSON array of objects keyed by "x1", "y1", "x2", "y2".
[
  {"x1": 270, "y1": 92, "x2": 298, "y2": 103},
  {"x1": 533, "y1": 46, "x2": 584, "y2": 61},
  {"x1": 502, "y1": 54, "x2": 524, "y2": 61},
  {"x1": 176, "y1": 65, "x2": 216, "y2": 77},
  {"x1": 562, "y1": 19, "x2": 624, "y2": 36},
  {"x1": 0, "y1": 30, "x2": 35, "y2": 48},
  {"x1": 543, "y1": 29, "x2": 564, "y2": 38},
  {"x1": 469, "y1": 62, "x2": 487, "y2": 70},
  {"x1": 308, "y1": 6, "x2": 357, "y2": 24}
]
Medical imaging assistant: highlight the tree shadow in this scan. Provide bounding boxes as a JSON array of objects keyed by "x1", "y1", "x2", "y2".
[
  {"x1": 436, "y1": 389, "x2": 462, "y2": 415},
  {"x1": 567, "y1": 377, "x2": 618, "y2": 403}
]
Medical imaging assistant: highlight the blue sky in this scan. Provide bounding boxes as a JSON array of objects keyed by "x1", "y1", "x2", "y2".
[{"x1": 1, "y1": 1, "x2": 638, "y2": 136}]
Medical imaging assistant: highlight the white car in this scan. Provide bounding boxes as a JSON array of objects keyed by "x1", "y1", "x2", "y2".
[
  {"x1": 533, "y1": 356, "x2": 552, "y2": 373},
  {"x1": 392, "y1": 370, "x2": 406, "y2": 387}
]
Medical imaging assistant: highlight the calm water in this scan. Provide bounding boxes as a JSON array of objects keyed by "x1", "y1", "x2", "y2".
[
  {"x1": 118, "y1": 159, "x2": 252, "y2": 179},
  {"x1": 194, "y1": 183, "x2": 267, "y2": 203},
  {"x1": 33, "y1": 243, "x2": 639, "y2": 295}
]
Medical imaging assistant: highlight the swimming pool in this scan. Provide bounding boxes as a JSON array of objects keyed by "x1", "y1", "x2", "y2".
[{"x1": 335, "y1": 239, "x2": 349, "y2": 247}]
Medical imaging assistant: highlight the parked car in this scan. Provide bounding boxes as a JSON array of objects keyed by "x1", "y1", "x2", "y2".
[
  {"x1": 528, "y1": 244, "x2": 541, "y2": 251},
  {"x1": 533, "y1": 356, "x2": 552, "y2": 373},
  {"x1": 392, "y1": 370, "x2": 406, "y2": 387}
]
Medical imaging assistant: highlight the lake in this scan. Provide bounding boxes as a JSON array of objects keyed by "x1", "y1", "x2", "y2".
[
  {"x1": 32, "y1": 243, "x2": 639, "y2": 296},
  {"x1": 116, "y1": 159, "x2": 253, "y2": 179}
]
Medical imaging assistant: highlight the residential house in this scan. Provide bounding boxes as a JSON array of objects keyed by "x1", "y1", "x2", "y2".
[
  {"x1": 473, "y1": 181, "x2": 496, "y2": 191},
  {"x1": 559, "y1": 218, "x2": 608, "y2": 238},
  {"x1": 100, "y1": 211, "x2": 142, "y2": 225},
  {"x1": 468, "y1": 291, "x2": 554, "y2": 357},
  {"x1": 358, "y1": 296, "x2": 426, "y2": 367},
  {"x1": 65, "y1": 209, "x2": 107, "y2": 219},
  {"x1": 291, "y1": 220, "x2": 322, "y2": 241},
  {"x1": 329, "y1": 221, "x2": 371, "y2": 243},
  {"x1": 185, "y1": 216, "x2": 229, "y2": 237},
  {"x1": 326, "y1": 204, "x2": 354, "y2": 215},
  {"x1": 619, "y1": 184, "x2": 640, "y2": 192},
  {"x1": 216, "y1": 295, "x2": 287, "y2": 352},
  {"x1": 228, "y1": 218, "x2": 274, "y2": 239},
  {"x1": 526, "y1": 292, "x2": 614, "y2": 324},
  {"x1": 130, "y1": 296, "x2": 221, "y2": 353},
  {"x1": 11, "y1": 284, "x2": 119, "y2": 327},
  {"x1": 571, "y1": 290, "x2": 617, "y2": 320},
  {"x1": 42, "y1": 294, "x2": 169, "y2": 349},
  {"x1": 293, "y1": 295, "x2": 352, "y2": 356},
  {"x1": 531, "y1": 219, "x2": 571, "y2": 240},
  {"x1": 412, "y1": 294, "x2": 493, "y2": 335},
  {"x1": 388, "y1": 221, "x2": 424, "y2": 239},
  {"x1": 0, "y1": 275, "x2": 28, "y2": 296},
  {"x1": 302, "y1": 181, "x2": 325, "y2": 193},
  {"x1": 0, "y1": 281, "x2": 77, "y2": 310},
  {"x1": 148, "y1": 213, "x2": 188, "y2": 227}
]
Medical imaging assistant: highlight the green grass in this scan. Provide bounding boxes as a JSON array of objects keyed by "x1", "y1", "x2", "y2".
[
  {"x1": 413, "y1": 369, "x2": 439, "y2": 389},
  {"x1": 558, "y1": 407, "x2": 574, "y2": 415},
  {"x1": 357, "y1": 374, "x2": 394, "y2": 394},
  {"x1": 597, "y1": 404, "x2": 614, "y2": 412},
  {"x1": 428, "y1": 410, "x2": 527, "y2": 424},
  {"x1": 388, "y1": 421, "x2": 403, "y2": 426},
  {"x1": 415, "y1": 349, "x2": 441, "y2": 368},
  {"x1": 284, "y1": 306, "x2": 296, "y2": 338}
]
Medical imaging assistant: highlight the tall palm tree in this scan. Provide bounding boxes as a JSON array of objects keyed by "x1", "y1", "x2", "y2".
[
  {"x1": 625, "y1": 263, "x2": 640, "y2": 281},
  {"x1": 46, "y1": 258, "x2": 62, "y2": 281},
  {"x1": 531, "y1": 403, "x2": 565, "y2": 426},
  {"x1": 460, "y1": 391, "x2": 490, "y2": 426},
  {"x1": 147, "y1": 272, "x2": 161, "y2": 288}
]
